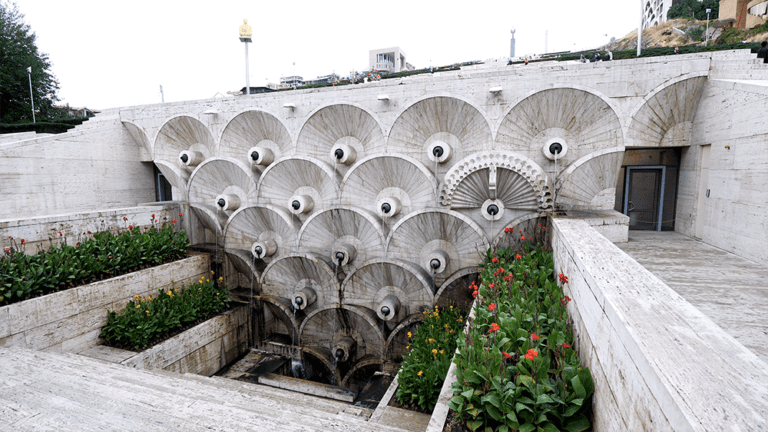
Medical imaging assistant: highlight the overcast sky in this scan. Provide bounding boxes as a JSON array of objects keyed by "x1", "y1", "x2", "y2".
[{"x1": 14, "y1": 0, "x2": 640, "y2": 110}]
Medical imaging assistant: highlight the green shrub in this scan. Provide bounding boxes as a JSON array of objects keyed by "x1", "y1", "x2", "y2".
[
  {"x1": 1, "y1": 223, "x2": 188, "y2": 306},
  {"x1": 448, "y1": 245, "x2": 593, "y2": 432},
  {"x1": 100, "y1": 276, "x2": 229, "y2": 350},
  {"x1": 396, "y1": 305, "x2": 466, "y2": 411}
]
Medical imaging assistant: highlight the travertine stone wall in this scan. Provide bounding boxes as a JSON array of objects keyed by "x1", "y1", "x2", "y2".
[
  {"x1": 0, "y1": 122, "x2": 155, "y2": 219},
  {"x1": 0, "y1": 255, "x2": 209, "y2": 354},
  {"x1": 688, "y1": 79, "x2": 768, "y2": 262},
  {"x1": 552, "y1": 218, "x2": 768, "y2": 431}
]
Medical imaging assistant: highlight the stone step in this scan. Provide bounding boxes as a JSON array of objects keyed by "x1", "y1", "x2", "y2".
[{"x1": 0, "y1": 347, "x2": 409, "y2": 432}]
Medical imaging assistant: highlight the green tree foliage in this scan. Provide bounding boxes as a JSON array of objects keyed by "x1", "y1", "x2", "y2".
[
  {"x1": 667, "y1": 0, "x2": 720, "y2": 21},
  {"x1": 0, "y1": 1, "x2": 59, "y2": 123}
]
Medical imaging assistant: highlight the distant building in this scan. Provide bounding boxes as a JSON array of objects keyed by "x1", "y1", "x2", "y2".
[
  {"x1": 642, "y1": 0, "x2": 675, "y2": 28},
  {"x1": 369, "y1": 47, "x2": 415, "y2": 74},
  {"x1": 719, "y1": 0, "x2": 768, "y2": 28},
  {"x1": 510, "y1": 29, "x2": 516, "y2": 58},
  {"x1": 53, "y1": 105, "x2": 100, "y2": 118}
]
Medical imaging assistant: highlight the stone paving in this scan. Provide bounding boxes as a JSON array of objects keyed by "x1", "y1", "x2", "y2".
[{"x1": 617, "y1": 231, "x2": 768, "y2": 364}]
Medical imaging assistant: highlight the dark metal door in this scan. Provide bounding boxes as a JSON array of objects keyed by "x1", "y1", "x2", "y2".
[{"x1": 625, "y1": 168, "x2": 664, "y2": 231}]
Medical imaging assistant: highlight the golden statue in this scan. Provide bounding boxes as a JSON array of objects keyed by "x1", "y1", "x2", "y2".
[{"x1": 239, "y1": 19, "x2": 252, "y2": 38}]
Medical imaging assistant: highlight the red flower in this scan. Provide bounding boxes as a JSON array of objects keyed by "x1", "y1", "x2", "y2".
[
  {"x1": 179, "y1": 213, "x2": 183, "y2": 217},
  {"x1": 128, "y1": 225, "x2": 133, "y2": 229},
  {"x1": 489, "y1": 323, "x2": 500, "y2": 333},
  {"x1": 3, "y1": 247, "x2": 10, "y2": 254},
  {"x1": 488, "y1": 283, "x2": 495, "y2": 288},
  {"x1": 20, "y1": 239, "x2": 25, "y2": 244},
  {"x1": 504, "y1": 227, "x2": 513, "y2": 233},
  {"x1": 123, "y1": 217, "x2": 127, "y2": 221},
  {"x1": 58, "y1": 231, "x2": 62, "y2": 236},
  {"x1": 151, "y1": 214, "x2": 155, "y2": 219},
  {"x1": 520, "y1": 236, "x2": 525, "y2": 241},
  {"x1": 87, "y1": 231, "x2": 92, "y2": 234},
  {"x1": 491, "y1": 257, "x2": 499, "y2": 263},
  {"x1": 524, "y1": 349, "x2": 538, "y2": 360},
  {"x1": 488, "y1": 303, "x2": 496, "y2": 311},
  {"x1": 518, "y1": 230, "x2": 522, "y2": 233},
  {"x1": 515, "y1": 254, "x2": 521, "y2": 260},
  {"x1": 561, "y1": 343, "x2": 572, "y2": 349},
  {"x1": 172, "y1": 219, "x2": 178, "y2": 223},
  {"x1": 531, "y1": 333, "x2": 540, "y2": 341},
  {"x1": 542, "y1": 226, "x2": 546, "y2": 231},
  {"x1": 498, "y1": 267, "x2": 504, "y2": 273},
  {"x1": 7, "y1": 236, "x2": 11, "y2": 239},
  {"x1": 502, "y1": 352, "x2": 512, "y2": 359},
  {"x1": 472, "y1": 290, "x2": 478, "y2": 298},
  {"x1": 504, "y1": 274, "x2": 513, "y2": 281},
  {"x1": 558, "y1": 273, "x2": 569, "y2": 284}
]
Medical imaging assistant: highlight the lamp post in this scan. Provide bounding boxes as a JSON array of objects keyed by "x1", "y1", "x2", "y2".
[
  {"x1": 239, "y1": 19, "x2": 253, "y2": 95},
  {"x1": 637, "y1": 0, "x2": 644, "y2": 57},
  {"x1": 705, "y1": 8, "x2": 712, "y2": 46},
  {"x1": 27, "y1": 67, "x2": 35, "y2": 123}
]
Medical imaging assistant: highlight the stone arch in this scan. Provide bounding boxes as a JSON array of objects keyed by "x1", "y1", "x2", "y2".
[
  {"x1": 218, "y1": 110, "x2": 293, "y2": 167},
  {"x1": 189, "y1": 203, "x2": 228, "y2": 239},
  {"x1": 491, "y1": 214, "x2": 547, "y2": 249},
  {"x1": 256, "y1": 156, "x2": 340, "y2": 219},
  {"x1": 187, "y1": 157, "x2": 258, "y2": 218},
  {"x1": 384, "y1": 313, "x2": 425, "y2": 362},
  {"x1": 340, "y1": 258, "x2": 435, "y2": 322},
  {"x1": 299, "y1": 304, "x2": 385, "y2": 363},
  {"x1": 495, "y1": 87, "x2": 624, "y2": 169},
  {"x1": 122, "y1": 121, "x2": 152, "y2": 158},
  {"x1": 153, "y1": 160, "x2": 186, "y2": 197},
  {"x1": 298, "y1": 207, "x2": 387, "y2": 270},
  {"x1": 295, "y1": 103, "x2": 385, "y2": 170},
  {"x1": 261, "y1": 295, "x2": 300, "y2": 345},
  {"x1": 339, "y1": 154, "x2": 437, "y2": 220},
  {"x1": 626, "y1": 74, "x2": 708, "y2": 147},
  {"x1": 386, "y1": 209, "x2": 489, "y2": 286},
  {"x1": 153, "y1": 115, "x2": 215, "y2": 165},
  {"x1": 260, "y1": 253, "x2": 338, "y2": 313},
  {"x1": 434, "y1": 266, "x2": 481, "y2": 311},
  {"x1": 387, "y1": 96, "x2": 493, "y2": 172},
  {"x1": 341, "y1": 355, "x2": 382, "y2": 388},
  {"x1": 556, "y1": 147, "x2": 625, "y2": 210},
  {"x1": 223, "y1": 204, "x2": 301, "y2": 263},
  {"x1": 440, "y1": 151, "x2": 551, "y2": 211}
]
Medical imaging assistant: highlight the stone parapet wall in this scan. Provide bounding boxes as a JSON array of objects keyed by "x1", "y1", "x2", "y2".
[
  {"x1": 0, "y1": 255, "x2": 210, "y2": 354},
  {"x1": 122, "y1": 305, "x2": 249, "y2": 376},
  {"x1": 551, "y1": 218, "x2": 768, "y2": 431}
]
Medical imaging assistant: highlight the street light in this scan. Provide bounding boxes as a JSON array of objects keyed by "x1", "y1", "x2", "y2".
[
  {"x1": 705, "y1": 8, "x2": 712, "y2": 46},
  {"x1": 27, "y1": 67, "x2": 35, "y2": 123},
  {"x1": 239, "y1": 19, "x2": 253, "y2": 95}
]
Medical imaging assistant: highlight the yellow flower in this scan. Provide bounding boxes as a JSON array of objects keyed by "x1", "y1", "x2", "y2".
[
  {"x1": 428, "y1": 338, "x2": 435, "y2": 343},
  {"x1": 439, "y1": 349, "x2": 445, "y2": 354},
  {"x1": 422, "y1": 310, "x2": 428, "y2": 315},
  {"x1": 210, "y1": 270, "x2": 215, "y2": 275},
  {"x1": 406, "y1": 346, "x2": 410, "y2": 350},
  {"x1": 145, "y1": 310, "x2": 150, "y2": 315},
  {"x1": 218, "y1": 276, "x2": 223, "y2": 282},
  {"x1": 431, "y1": 349, "x2": 437, "y2": 355},
  {"x1": 417, "y1": 371, "x2": 423, "y2": 376},
  {"x1": 148, "y1": 296, "x2": 152, "y2": 301},
  {"x1": 449, "y1": 305, "x2": 453, "y2": 310},
  {"x1": 431, "y1": 325, "x2": 434, "y2": 328},
  {"x1": 135, "y1": 304, "x2": 140, "y2": 309},
  {"x1": 444, "y1": 324, "x2": 449, "y2": 328},
  {"x1": 407, "y1": 332, "x2": 412, "y2": 338}
]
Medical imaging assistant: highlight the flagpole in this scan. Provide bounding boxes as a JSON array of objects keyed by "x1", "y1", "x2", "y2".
[{"x1": 27, "y1": 67, "x2": 35, "y2": 123}]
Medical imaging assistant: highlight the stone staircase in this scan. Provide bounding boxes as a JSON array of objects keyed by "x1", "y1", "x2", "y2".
[
  {"x1": 0, "y1": 347, "x2": 411, "y2": 432},
  {"x1": 709, "y1": 49, "x2": 768, "y2": 80}
]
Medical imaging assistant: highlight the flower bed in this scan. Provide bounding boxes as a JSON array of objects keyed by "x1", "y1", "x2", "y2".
[
  {"x1": 1, "y1": 220, "x2": 187, "y2": 306},
  {"x1": 101, "y1": 275, "x2": 230, "y2": 351},
  {"x1": 396, "y1": 305, "x2": 466, "y2": 411},
  {"x1": 448, "y1": 246, "x2": 594, "y2": 432}
]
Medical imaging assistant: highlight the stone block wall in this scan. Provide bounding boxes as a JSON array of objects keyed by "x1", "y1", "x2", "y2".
[
  {"x1": 0, "y1": 255, "x2": 210, "y2": 354},
  {"x1": 689, "y1": 79, "x2": 768, "y2": 263},
  {"x1": 551, "y1": 218, "x2": 768, "y2": 431}
]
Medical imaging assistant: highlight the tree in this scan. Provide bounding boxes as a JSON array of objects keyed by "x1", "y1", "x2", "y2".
[
  {"x1": 667, "y1": 0, "x2": 720, "y2": 21},
  {"x1": 0, "y1": 1, "x2": 59, "y2": 123}
]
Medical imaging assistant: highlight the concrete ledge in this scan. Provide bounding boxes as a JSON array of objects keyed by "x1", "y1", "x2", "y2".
[
  {"x1": 120, "y1": 305, "x2": 249, "y2": 376},
  {"x1": 258, "y1": 372, "x2": 357, "y2": 402},
  {"x1": 551, "y1": 218, "x2": 768, "y2": 431},
  {"x1": 0, "y1": 255, "x2": 210, "y2": 353}
]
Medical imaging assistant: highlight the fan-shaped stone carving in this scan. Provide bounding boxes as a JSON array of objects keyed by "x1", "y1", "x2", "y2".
[
  {"x1": 153, "y1": 116, "x2": 215, "y2": 165},
  {"x1": 496, "y1": 88, "x2": 622, "y2": 167},
  {"x1": 557, "y1": 147, "x2": 624, "y2": 209},
  {"x1": 387, "y1": 97, "x2": 492, "y2": 170},
  {"x1": 123, "y1": 122, "x2": 152, "y2": 159},
  {"x1": 296, "y1": 104, "x2": 384, "y2": 169},
  {"x1": 299, "y1": 305, "x2": 384, "y2": 361},
  {"x1": 188, "y1": 158, "x2": 257, "y2": 217},
  {"x1": 224, "y1": 205, "x2": 300, "y2": 260},
  {"x1": 257, "y1": 156, "x2": 340, "y2": 216},
  {"x1": 627, "y1": 76, "x2": 707, "y2": 147},
  {"x1": 154, "y1": 160, "x2": 185, "y2": 199},
  {"x1": 440, "y1": 151, "x2": 551, "y2": 211},
  {"x1": 298, "y1": 207, "x2": 387, "y2": 268},
  {"x1": 339, "y1": 155, "x2": 437, "y2": 216},
  {"x1": 218, "y1": 110, "x2": 293, "y2": 165},
  {"x1": 387, "y1": 210, "x2": 489, "y2": 285},
  {"x1": 261, "y1": 254, "x2": 338, "y2": 311},
  {"x1": 190, "y1": 203, "x2": 228, "y2": 239},
  {"x1": 341, "y1": 259, "x2": 434, "y2": 322}
]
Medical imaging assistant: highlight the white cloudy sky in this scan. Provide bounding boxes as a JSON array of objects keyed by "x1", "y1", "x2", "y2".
[{"x1": 14, "y1": 0, "x2": 640, "y2": 110}]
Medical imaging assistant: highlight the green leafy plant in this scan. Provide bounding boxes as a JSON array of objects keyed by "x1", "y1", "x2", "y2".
[
  {"x1": 396, "y1": 305, "x2": 466, "y2": 411},
  {"x1": 1, "y1": 221, "x2": 188, "y2": 306},
  {"x1": 448, "y1": 242, "x2": 593, "y2": 432},
  {"x1": 100, "y1": 275, "x2": 229, "y2": 350}
]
